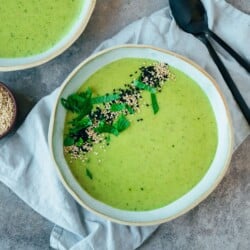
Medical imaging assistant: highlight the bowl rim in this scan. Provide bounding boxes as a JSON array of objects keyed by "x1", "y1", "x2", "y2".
[
  {"x1": 0, "y1": 0, "x2": 96, "y2": 72},
  {"x1": 48, "y1": 44, "x2": 233, "y2": 226},
  {"x1": 0, "y1": 82, "x2": 17, "y2": 139}
]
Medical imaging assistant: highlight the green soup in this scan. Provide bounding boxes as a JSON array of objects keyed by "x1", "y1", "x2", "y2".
[
  {"x1": 0, "y1": 0, "x2": 84, "y2": 57},
  {"x1": 63, "y1": 58, "x2": 218, "y2": 211}
]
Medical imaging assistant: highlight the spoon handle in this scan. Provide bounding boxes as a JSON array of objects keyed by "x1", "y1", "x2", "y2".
[
  {"x1": 198, "y1": 34, "x2": 250, "y2": 124},
  {"x1": 208, "y1": 30, "x2": 250, "y2": 73}
]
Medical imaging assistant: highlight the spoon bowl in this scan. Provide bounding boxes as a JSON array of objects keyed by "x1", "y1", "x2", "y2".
[
  {"x1": 169, "y1": 0, "x2": 250, "y2": 124},
  {"x1": 169, "y1": 0, "x2": 208, "y2": 34}
]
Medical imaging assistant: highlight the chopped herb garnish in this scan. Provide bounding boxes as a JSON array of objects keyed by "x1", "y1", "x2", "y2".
[
  {"x1": 113, "y1": 114, "x2": 130, "y2": 132},
  {"x1": 85, "y1": 87, "x2": 93, "y2": 98},
  {"x1": 126, "y1": 105, "x2": 135, "y2": 114},
  {"x1": 68, "y1": 116, "x2": 92, "y2": 135},
  {"x1": 133, "y1": 80, "x2": 156, "y2": 94},
  {"x1": 70, "y1": 115, "x2": 92, "y2": 127},
  {"x1": 111, "y1": 128, "x2": 120, "y2": 136},
  {"x1": 61, "y1": 88, "x2": 92, "y2": 114},
  {"x1": 62, "y1": 62, "x2": 173, "y2": 159},
  {"x1": 75, "y1": 137, "x2": 84, "y2": 147},
  {"x1": 64, "y1": 137, "x2": 74, "y2": 146},
  {"x1": 91, "y1": 93, "x2": 120, "y2": 104},
  {"x1": 110, "y1": 103, "x2": 126, "y2": 112},
  {"x1": 110, "y1": 103, "x2": 135, "y2": 114},
  {"x1": 151, "y1": 93, "x2": 159, "y2": 114},
  {"x1": 95, "y1": 120, "x2": 119, "y2": 136},
  {"x1": 86, "y1": 168, "x2": 93, "y2": 180}
]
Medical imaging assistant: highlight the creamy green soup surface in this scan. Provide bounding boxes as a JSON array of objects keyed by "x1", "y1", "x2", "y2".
[
  {"x1": 63, "y1": 58, "x2": 218, "y2": 211},
  {"x1": 0, "y1": 0, "x2": 84, "y2": 57}
]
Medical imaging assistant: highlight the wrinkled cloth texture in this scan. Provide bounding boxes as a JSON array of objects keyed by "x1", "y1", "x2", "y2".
[{"x1": 0, "y1": 0, "x2": 249, "y2": 249}]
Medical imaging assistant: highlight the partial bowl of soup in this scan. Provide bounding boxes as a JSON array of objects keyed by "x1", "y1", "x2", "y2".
[
  {"x1": 49, "y1": 45, "x2": 233, "y2": 225},
  {"x1": 0, "y1": 0, "x2": 95, "y2": 71}
]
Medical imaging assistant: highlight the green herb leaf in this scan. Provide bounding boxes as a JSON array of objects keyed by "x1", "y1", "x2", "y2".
[
  {"x1": 70, "y1": 116, "x2": 92, "y2": 128},
  {"x1": 111, "y1": 128, "x2": 119, "y2": 136},
  {"x1": 133, "y1": 80, "x2": 156, "y2": 94},
  {"x1": 61, "y1": 88, "x2": 93, "y2": 115},
  {"x1": 95, "y1": 120, "x2": 119, "y2": 136},
  {"x1": 110, "y1": 103, "x2": 126, "y2": 112},
  {"x1": 75, "y1": 137, "x2": 84, "y2": 147},
  {"x1": 151, "y1": 93, "x2": 159, "y2": 114},
  {"x1": 86, "y1": 168, "x2": 93, "y2": 180},
  {"x1": 91, "y1": 93, "x2": 120, "y2": 104},
  {"x1": 85, "y1": 87, "x2": 92, "y2": 99},
  {"x1": 113, "y1": 114, "x2": 130, "y2": 132},
  {"x1": 110, "y1": 103, "x2": 135, "y2": 114},
  {"x1": 125, "y1": 105, "x2": 135, "y2": 114},
  {"x1": 64, "y1": 137, "x2": 74, "y2": 146}
]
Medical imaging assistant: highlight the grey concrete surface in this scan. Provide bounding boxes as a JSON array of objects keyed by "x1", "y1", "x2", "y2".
[{"x1": 0, "y1": 0, "x2": 249, "y2": 249}]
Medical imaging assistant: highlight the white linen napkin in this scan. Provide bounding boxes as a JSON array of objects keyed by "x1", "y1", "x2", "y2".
[{"x1": 0, "y1": 0, "x2": 249, "y2": 249}]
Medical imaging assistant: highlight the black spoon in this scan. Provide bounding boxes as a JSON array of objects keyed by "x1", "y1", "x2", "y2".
[{"x1": 169, "y1": 0, "x2": 250, "y2": 124}]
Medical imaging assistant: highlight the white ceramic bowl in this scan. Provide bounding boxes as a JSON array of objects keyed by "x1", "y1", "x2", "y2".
[
  {"x1": 0, "y1": 0, "x2": 96, "y2": 71},
  {"x1": 49, "y1": 45, "x2": 233, "y2": 226}
]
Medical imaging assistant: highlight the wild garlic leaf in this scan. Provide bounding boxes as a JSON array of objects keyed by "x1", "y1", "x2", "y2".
[
  {"x1": 133, "y1": 80, "x2": 156, "y2": 94},
  {"x1": 91, "y1": 93, "x2": 120, "y2": 104},
  {"x1": 151, "y1": 93, "x2": 159, "y2": 114},
  {"x1": 113, "y1": 114, "x2": 130, "y2": 132},
  {"x1": 64, "y1": 137, "x2": 74, "y2": 146}
]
